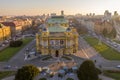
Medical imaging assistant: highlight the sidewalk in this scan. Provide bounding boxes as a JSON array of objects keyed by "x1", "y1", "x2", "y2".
[
  {"x1": 1, "y1": 74, "x2": 115, "y2": 80},
  {"x1": 0, "y1": 44, "x2": 9, "y2": 51},
  {"x1": 2, "y1": 76, "x2": 14, "y2": 80},
  {"x1": 99, "y1": 75, "x2": 115, "y2": 80}
]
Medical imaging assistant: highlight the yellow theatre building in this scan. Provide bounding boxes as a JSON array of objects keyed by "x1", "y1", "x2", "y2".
[
  {"x1": 0, "y1": 23, "x2": 11, "y2": 44},
  {"x1": 36, "y1": 13, "x2": 79, "y2": 57}
]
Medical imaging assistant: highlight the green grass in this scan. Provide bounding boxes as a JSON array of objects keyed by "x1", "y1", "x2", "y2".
[
  {"x1": 0, "y1": 71, "x2": 16, "y2": 80},
  {"x1": 104, "y1": 70, "x2": 120, "y2": 80},
  {"x1": 84, "y1": 36, "x2": 120, "y2": 60},
  {"x1": 0, "y1": 38, "x2": 33, "y2": 61}
]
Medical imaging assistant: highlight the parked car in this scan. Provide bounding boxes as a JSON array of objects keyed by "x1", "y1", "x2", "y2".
[
  {"x1": 3, "y1": 65, "x2": 11, "y2": 69},
  {"x1": 116, "y1": 65, "x2": 120, "y2": 68},
  {"x1": 2, "y1": 44, "x2": 5, "y2": 47}
]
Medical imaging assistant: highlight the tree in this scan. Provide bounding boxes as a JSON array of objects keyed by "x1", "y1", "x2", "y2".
[
  {"x1": 102, "y1": 27, "x2": 117, "y2": 39},
  {"x1": 66, "y1": 78, "x2": 74, "y2": 80},
  {"x1": 39, "y1": 78, "x2": 47, "y2": 80},
  {"x1": 102, "y1": 28, "x2": 108, "y2": 37},
  {"x1": 77, "y1": 60, "x2": 99, "y2": 80},
  {"x1": 109, "y1": 28, "x2": 117, "y2": 39},
  {"x1": 15, "y1": 65, "x2": 40, "y2": 80},
  {"x1": 10, "y1": 40, "x2": 23, "y2": 47},
  {"x1": 69, "y1": 18, "x2": 88, "y2": 35}
]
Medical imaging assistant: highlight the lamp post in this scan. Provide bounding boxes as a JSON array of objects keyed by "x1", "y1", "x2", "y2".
[{"x1": 24, "y1": 48, "x2": 29, "y2": 60}]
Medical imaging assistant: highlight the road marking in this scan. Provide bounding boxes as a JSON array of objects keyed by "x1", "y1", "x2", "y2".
[
  {"x1": 79, "y1": 37, "x2": 89, "y2": 59},
  {"x1": 81, "y1": 49, "x2": 89, "y2": 59}
]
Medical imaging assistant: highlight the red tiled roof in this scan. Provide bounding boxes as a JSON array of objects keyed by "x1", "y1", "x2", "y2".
[{"x1": 1, "y1": 22, "x2": 16, "y2": 27}]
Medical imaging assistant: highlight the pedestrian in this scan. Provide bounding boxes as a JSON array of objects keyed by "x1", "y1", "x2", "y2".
[
  {"x1": 34, "y1": 52, "x2": 37, "y2": 56},
  {"x1": 26, "y1": 48, "x2": 29, "y2": 53},
  {"x1": 28, "y1": 54, "x2": 31, "y2": 58},
  {"x1": 94, "y1": 60, "x2": 96, "y2": 63},
  {"x1": 24, "y1": 53, "x2": 28, "y2": 60},
  {"x1": 14, "y1": 65, "x2": 18, "y2": 69},
  {"x1": 99, "y1": 65, "x2": 102, "y2": 68}
]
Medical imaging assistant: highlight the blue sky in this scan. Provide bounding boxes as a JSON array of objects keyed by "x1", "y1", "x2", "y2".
[{"x1": 0, "y1": 0, "x2": 120, "y2": 15}]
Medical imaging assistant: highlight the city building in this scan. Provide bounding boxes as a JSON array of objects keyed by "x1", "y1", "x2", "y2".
[
  {"x1": 1, "y1": 22, "x2": 22, "y2": 37},
  {"x1": 0, "y1": 23, "x2": 11, "y2": 44},
  {"x1": 36, "y1": 12, "x2": 79, "y2": 57}
]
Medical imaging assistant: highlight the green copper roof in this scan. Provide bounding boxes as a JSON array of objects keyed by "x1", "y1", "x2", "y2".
[
  {"x1": 47, "y1": 16, "x2": 68, "y2": 24},
  {"x1": 48, "y1": 26, "x2": 67, "y2": 32}
]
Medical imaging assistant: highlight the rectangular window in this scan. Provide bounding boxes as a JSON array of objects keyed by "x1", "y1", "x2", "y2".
[
  {"x1": 50, "y1": 40, "x2": 55, "y2": 45},
  {"x1": 60, "y1": 40, "x2": 64, "y2": 44}
]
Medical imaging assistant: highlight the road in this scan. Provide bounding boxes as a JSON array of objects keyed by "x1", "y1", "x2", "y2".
[{"x1": 74, "y1": 36, "x2": 120, "y2": 70}]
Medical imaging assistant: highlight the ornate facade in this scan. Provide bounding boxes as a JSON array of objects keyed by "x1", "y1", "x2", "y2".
[{"x1": 36, "y1": 15, "x2": 79, "y2": 57}]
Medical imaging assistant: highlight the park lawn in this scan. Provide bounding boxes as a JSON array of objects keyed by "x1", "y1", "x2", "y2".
[
  {"x1": 104, "y1": 71, "x2": 120, "y2": 80},
  {"x1": 0, "y1": 38, "x2": 33, "y2": 61},
  {"x1": 84, "y1": 36, "x2": 120, "y2": 60},
  {"x1": 0, "y1": 71, "x2": 16, "y2": 80}
]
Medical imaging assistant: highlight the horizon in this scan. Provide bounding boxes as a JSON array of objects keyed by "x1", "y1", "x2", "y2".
[{"x1": 0, "y1": 0, "x2": 120, "y2": 16}]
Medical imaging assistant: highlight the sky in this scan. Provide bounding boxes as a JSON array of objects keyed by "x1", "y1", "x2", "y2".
[{"x1": 0, "y1": 0, "x2": 120, "y2": 16}]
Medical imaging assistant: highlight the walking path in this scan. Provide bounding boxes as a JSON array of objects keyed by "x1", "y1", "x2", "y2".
[
  {"x1": 99, "y1": 75, "x2": 115, "y2": 80},
  {"x1": 2, "y1": 76, "x2": 14, "y2": 80},
  {"x1": 0, "y1": 44, "x2": 9, "y2": 51}
]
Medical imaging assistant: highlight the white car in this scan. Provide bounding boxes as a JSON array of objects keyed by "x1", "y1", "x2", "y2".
[
  {"x1": 114, "y1": 44, "x2": 118, "y2": 48},
  {"x1": 29, "y1": 51, "x2": 35, "y2": 55},
  {"x1": 116, "y1": 65, "x2": 120, "y2": 68},
  {"x1": 106, "y1": 40, "x2": 110, "y2": 43}
]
